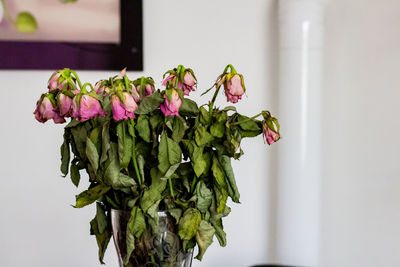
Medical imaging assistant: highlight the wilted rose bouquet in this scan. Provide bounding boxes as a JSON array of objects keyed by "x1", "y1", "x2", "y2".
[{"x1": 34, "y1": 65, "x2": 280, "y2": 266}]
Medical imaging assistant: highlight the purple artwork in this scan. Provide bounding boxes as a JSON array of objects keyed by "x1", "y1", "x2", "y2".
[{"x1": 0, "y1": 0, "x2": 143, "y2": 70}]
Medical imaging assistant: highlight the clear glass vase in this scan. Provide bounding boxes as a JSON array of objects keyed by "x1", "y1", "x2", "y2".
[{"x1": 111, "y1": 209, "x2": 193, "y2": 267}]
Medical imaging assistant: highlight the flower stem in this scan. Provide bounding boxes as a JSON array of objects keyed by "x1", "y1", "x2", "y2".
[
  {"x1": 229, "y1": 112, "x2": 263, "y2": 126},
  {"x1": 130, "y1": 120, "x2": 142, "y2": 185},
  {"x1": 168, "y1": 177, "x2": 174, "y2": 198},
  {"x1": 208, "y1": 85, "x2": 221, "y2": 116},
  {"x1": 70, "y1": 70, "x2": 83, "y2": 90}
]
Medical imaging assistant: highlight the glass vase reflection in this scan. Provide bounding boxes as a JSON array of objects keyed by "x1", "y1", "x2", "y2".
[{"x1": 111, "y1": 209, "x2": 193, "y2": 267}]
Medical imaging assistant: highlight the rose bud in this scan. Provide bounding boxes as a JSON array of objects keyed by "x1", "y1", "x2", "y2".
[
  {"x1": 160, "y1": 89, "x2": 182, "y2": 116},
  {"x1": 48, "y1": 72, "x2": 78, "y2": 93},
  {"x1": 162, "y1": 71, "x2": 196, "y2": 96},
  {"x1": 263, "y1": 118, "x2": 280, "y2": 145},
  {"x1": 181, "y1": 71, "x2": 196, "y2": 95},
  {"x1": 111, "y1": 92, "x2": 138, "y2": 121},
  {"x1": 223, "y1": 73, "x2": 245, "y2": 103},
  {"x1": 133, "y1": 77, "x2": 155, "y2": 100},
  {"x1": 33, "y1": 95, "x2": 65, "y2": 124},
  {"x1": 94, "y1": 80, "x2": 110, "y2": 95},
  {"x1": 144, "y1": 83, "x2": 155, "y2": 96},
  {"x1": 72, "y1": 94, "x2": 107, "y2": 122},
  {"x1": 57, "y1": 93, "x2": 73, "y2": 117},
  {"x1": 131, "y1": 85, "x2": 140, "y2": 102}
]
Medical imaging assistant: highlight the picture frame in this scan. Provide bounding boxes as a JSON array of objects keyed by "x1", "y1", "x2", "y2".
[{"x1": 0, "y1": 0, "x2": 143, "y2": 71}]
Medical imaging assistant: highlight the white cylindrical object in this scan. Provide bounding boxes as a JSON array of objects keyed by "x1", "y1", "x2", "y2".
[{"x1": 275, "y1": 0, "x2": 326, "y2": 266}]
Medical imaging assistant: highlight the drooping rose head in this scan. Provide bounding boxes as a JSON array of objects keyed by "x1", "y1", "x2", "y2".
[
  {"x1": 33, "y1": 94, "x2": 65, "y2": 124},
  {"x1": 133, "y1": 77, "x2": 155, "y2": 100},
  {"x1": 263, "y1": 118, "x2": 280, "y2": 145},
  {"x1": 181, "y1": 71, "x2": 196, "y2": 96},
  {"x1": 111, "y1": 93, "x2": 138, "y2": 121},
  {"x1": 72, "y1": 94, "x2": 107, "y2": 122},
  {"x1": 160, "y1": 89, "x2": 182, "y2": 116},
  {"x1": 57, "y1": 93, "x2": 73, "y2": 117},
  {"x1": 48, "y1": 71, "x2": 78, "y2": 93},
  {"x1": 162, "y1": 71, "x2": 196, "y2": 96},
  {"x1": 223, "y1": 73, "x2": 245, "y2": 103}
]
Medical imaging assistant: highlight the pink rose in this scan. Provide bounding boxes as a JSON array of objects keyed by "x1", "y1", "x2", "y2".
[
  {"x1": 263, "y1": 118, "x2": 280, "y2": 145},
  {"x1": 144, "y1": 84, "x2": 155, "y2": 97},
  {"x1": 160, "y1": 89, "x2": 182, "y2": 116},
  {"x1": 181, "y1": 72, "x2": 196, "y2": 95},
  {"x1": 94, "y1": 81, "x2": 110, "y2": 95},
  {"x1": 162, "y1": 72, "x2": 196, "y2": 96},
  {"x1": 48, "y1": 72, "x2": 78, "y2": 93},
  {"x1": 72, "y1": 94, "x2": 107, "y2": 122},
  {"x1": 33, "y1": 95, "x2": 65, "y2": 124},
  {"x1": 57, "y1": 93, "x2": 73, "y2": 117},
  {"x1": 224, "y1": 74, "x2": 245, "y2": 103},
  {"x1": 111, "y1": 92, "x2": 138, "y2": 121}
]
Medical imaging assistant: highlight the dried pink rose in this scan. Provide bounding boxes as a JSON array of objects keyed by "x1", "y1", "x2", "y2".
[
  {"x1": 111, "y1": 92, "x2": 138, "y2": 121},
  {"x1": 223, "y1": 74, "x2": 245, "y2": 103},
  {"x1": 33, "y1": 95, "x2": 65, "y2": 124},
  {"x1": 72, "y1": 94, "x2": 107, "y2": 122},
  {"x1": 160, "y1": 89, "x2": 182, "y2": 116}
]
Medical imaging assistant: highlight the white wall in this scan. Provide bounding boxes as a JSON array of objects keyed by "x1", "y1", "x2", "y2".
[
  {"x1": 321, "y1": 0, "x2": 400, "y2": 266},
  {"x1": 0, "y1": 0, "x2": 279, "y2": 266},
  {"x1": 3, "y1": 1, "x2": 400, "y2": 266}
]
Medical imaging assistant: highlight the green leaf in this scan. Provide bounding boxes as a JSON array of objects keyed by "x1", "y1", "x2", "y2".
[
  {"x1": 182, "y1": 140, "x2": 207, "y2": 177},
  {"x1": 178, "y1": 208, "x2": 201, "y2": 240},
  {"x1": 167, "y1": 208, "x2": 182, "y2": 223},
  {"x1": 218, "y1": 155, "x2": 240, "y2": 203},
  {"x1": 158, "y1": 131, "x2": 182, "y2": 174},
  {"x1": 140, "y1": 173, "x2": 167, "y2": 212},
  {"x1": 136, "y1": 115, "x2": 151, "y2": 142},
  {"x1": 149, "y1": 112, "x2": 163, "y2": 130},
  {"x1": 137, "y1": 154, "x2": 145, "y2": 182},
  {"x1": 195, "y1": 220, "x2": 215, "y2": 260},
  {"x1": 116, "y1": 122, "x2": 132, "y2": 169},
  {"x1": 96, "y1": 202, "x2": 108, "y2": 234},
  {"x1": 70, "y1": 163, "x2": 80, "y2": 187},
  {"x1": 125, "y1": 207, "x2": 146, "y2": 264},
  {"x1": 74, "y1": 184, "x2": 110, "y2": 208},
  {"x1": 199, "y1": 106, "x2": 211, "y2": 125},
  {"x1": 211, "y1": 156, "x2": 227, "y2": 188},
  {"x1": 237, "y1": 114, "x2": 261, "y2": 131},
  {"x1": 70, "y1": 124, "x2": 88, "y2": 160},
  {"x1": 90, "y1": 216, "x2": 111, "y2": 264},
  {"x1": 60, "y1": 133, "x2": 70, "y2": 176},
  {"x1": 192, "y1": 145, "x2": 206, "y2": 177},
  {"x1": 161, "y1": 163, "x2": 180, "y2": 181},
  {"x1": 104, "y1": 147, "x2": 136, "y2": 189},
  {"x1": 210, "y1": 122, "x2": 225, "y2": 138},
  {"x1": 214, "y1": 185, "x2": 228, "y2": 213},
  {"x1": 195, "y1": 181, "x2": 213, "y2": 213},
  {"x1": 15, "y1": 12, "x2": 38, "y2": 33},
  {"x1": 211, "y1": 218, "x2": 226, "y2": 247},
  {"x1": 86, "y1": 137, "x2": 99, "y2": 173},
  {"x1": 65, "y1": 119, "x2": 81, "y2": 128},
  {"x1": 135, "y1": 91, "x2": 164, "y2": 114},
  {"x1": 100, "y1": 121, "x2": 110, "y2": 165},
  {"x1": 180, "y1": 98, "x2": 199, "y2": 116},
  {"x1": 147, "y1": 199, "x2": 161, "y2": 234},
  {"x1": 172, "y1": 116, "x2": 186, "y2": 142},
  {"x1": 194, "y1": 126, "x2": 214, "y2": 146}
]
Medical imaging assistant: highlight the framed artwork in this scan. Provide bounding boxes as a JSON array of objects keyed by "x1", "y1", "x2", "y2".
[{"x1": 0, "y1": 0, "x2": 143, "y2": 70}]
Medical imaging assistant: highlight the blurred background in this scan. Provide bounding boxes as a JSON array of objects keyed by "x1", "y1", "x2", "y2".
[{"x1": 0, "y1": 0, "x2": 399, "y2": 266}]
